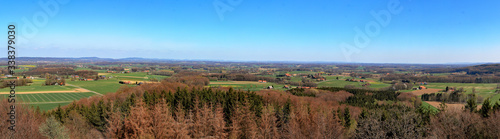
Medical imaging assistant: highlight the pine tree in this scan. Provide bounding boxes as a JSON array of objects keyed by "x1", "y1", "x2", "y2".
[{"x1": 143, "y1": 91, "x2": 151, "y2": 106}]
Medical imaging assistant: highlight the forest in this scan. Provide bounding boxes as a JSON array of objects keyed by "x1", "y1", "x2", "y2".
[{"x1": 1, "y1": 60, "x2": 500, "y2": 138}]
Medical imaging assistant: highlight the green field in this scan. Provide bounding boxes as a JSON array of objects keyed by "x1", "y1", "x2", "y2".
[
  {"x1": 421, "y1": 101, "x2": 440, "y2": 113},
  {"x1": 1, "y1": 92, "x2": 96, "y2": 111},
  {"x1": 0, "y1": 92, "x2": 95, "y2": 103},
  {"x1": 67, "y1": 78, "x2": 133, "y2": 95},
  {"x1": 318, "y1": 76, "x2": 392, "y2": 89},
  {"x1": 0, "y1": 73, "x2": 164, "y2": 111},
  {"x1": 420, "y1": 82, "x2": 500, "y2": 104},
  {"x1": 104, "y1": 72, "x2": 170, "y2": 81}
]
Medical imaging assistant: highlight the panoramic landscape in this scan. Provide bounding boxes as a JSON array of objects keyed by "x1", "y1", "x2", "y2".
[{"x1": 1, "y1": 0, "x2": 500, "y2": 139}]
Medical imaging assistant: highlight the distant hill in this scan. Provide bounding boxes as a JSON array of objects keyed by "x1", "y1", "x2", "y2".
[{"x1": 423, "y1": 64, "x2": 500, "y2": 75}]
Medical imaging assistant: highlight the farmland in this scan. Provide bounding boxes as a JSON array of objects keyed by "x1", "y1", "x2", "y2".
[
  {"x1": 1, "y1": 71, "x2": 168, "y2": 110},
  {"x1": 410, "y1": 82, "x2": 500, "y2": 104},
  {"x1": 208, "y1": 81, "x2": 291, "y2": 91},
  {"x1": 0, "y1": 59, "x2": 499, "y2": 139},
  {"x1": 318, "y1": 76, "x2": 392, "y2": 89}
]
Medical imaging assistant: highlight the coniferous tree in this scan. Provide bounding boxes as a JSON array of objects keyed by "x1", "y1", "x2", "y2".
[
  {"x1": 465, "y1": 94, "x2": 477, "y2": 112},
  {"x1": 343, "y1": 107, "x2": 351, "y2": 128},
  {"x1": 479, "y1": 98, "x2": 491, "y2": 118}
]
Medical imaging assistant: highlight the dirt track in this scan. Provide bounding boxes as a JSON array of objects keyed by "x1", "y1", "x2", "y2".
[{"x1": 0, "y1": 88, "x2": 90, "y2": 94}]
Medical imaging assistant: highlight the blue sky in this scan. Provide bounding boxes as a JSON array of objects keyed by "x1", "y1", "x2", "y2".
[{"x1": 1, "y1": 0, "x2": 499, "y2": 63}]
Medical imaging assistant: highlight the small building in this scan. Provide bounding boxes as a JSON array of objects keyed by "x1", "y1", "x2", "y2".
[{"x1": 283, "y1": 85, "x2": 290, "y2": 89}]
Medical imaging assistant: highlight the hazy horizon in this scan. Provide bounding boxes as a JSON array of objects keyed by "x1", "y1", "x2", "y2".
[{"x1": 1, "y1": 0, "x2": 499, "y2": 63}]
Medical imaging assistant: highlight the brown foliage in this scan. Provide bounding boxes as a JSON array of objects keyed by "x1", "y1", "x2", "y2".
[
  {"x1": 316, "y1": 90, "x2": 353, "y2": 102},
  {"x1": 430, "y1": 109, "x2": 500, "y2": 139},
  {"x1": 0, "y1": 99, "x2": 45, "y2": 139},
  {"x1": 256, "y1": 106, "x2": 280, "y2": 139},
  {"x1": 286, "y1": 103, "x2": 343, "y2": 139},
  {"x1": 106, "y1": 98, "x2": 227, "y2": 139},
  {"x1": 190, "y1": 101, "x2": 227, "y2": 138},
  {"x1": 229, "y1": 101, "x2": 258, "y2": 139}
]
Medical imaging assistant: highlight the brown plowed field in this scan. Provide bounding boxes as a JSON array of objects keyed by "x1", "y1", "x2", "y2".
[{"x1": 408, "y1": 88, "x2": 442, "y2": 96}]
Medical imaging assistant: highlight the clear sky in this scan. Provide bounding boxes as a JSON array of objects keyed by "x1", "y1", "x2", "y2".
[{"x1": 1, "y1": 0, "x2": 499, "y2": 63}]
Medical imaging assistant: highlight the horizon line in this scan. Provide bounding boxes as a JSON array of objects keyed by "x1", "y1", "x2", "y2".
[{"x1": 4, "y1": 56, "x2": 499, "y2": 65}]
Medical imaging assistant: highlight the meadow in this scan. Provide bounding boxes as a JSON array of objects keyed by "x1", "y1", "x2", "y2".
[{"x1": 67, "y1": 77, "x2": 136, "y2": 95}]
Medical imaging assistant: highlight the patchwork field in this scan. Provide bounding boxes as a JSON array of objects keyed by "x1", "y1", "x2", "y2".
[
  {"x1": 107, "y1": 72, "x2": 170, "y2": 81},
  {"x1": 6, "y1": 72, "x2": 170, "y2": 111},
  {"x1": 209, "y1": 81, "x2": 290, "y2": 91},
  {"x1": 318, "y1": 76, "x2": 392, "y2": 89},
  {"x1": 405, "y1": 82, "x2": 500, "y2": 109},
  {"x1": 0, "y1": 77, "x2": 134, "y2": 111}
]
